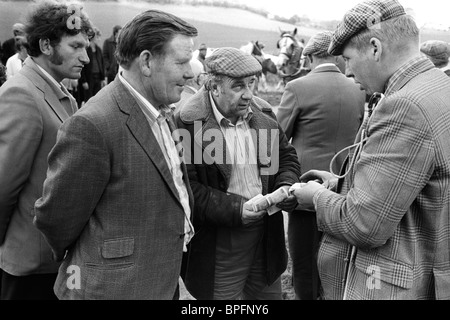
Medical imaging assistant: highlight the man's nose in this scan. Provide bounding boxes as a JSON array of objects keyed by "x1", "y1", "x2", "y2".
[{"x1": 80, "y1": 48, "x2": 90, "y2": 65}]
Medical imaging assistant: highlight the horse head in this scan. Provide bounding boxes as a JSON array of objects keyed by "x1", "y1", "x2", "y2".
[{"x1": 276, "y1": 27, "x2": 306, "y2": 83}]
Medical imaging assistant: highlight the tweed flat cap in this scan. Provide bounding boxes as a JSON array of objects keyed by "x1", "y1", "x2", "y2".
[
  {"x1": 206, "y1": 47, "x2": 262, "y2": 78},
  {"x1": 329, "y1": 0, "x2": 406, "y2": 55},
  {"x1": 420, "y1": 40, "x2": 450, "y2": 67},
  {"x1": 303, "y1": 31, "x2": 333, "y2": 56}
]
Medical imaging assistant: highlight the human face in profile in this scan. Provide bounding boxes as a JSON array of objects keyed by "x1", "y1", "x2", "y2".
[
  {"x1": 147, "y1": 34, "x2": 195, "y2": 106},
  {"x1": 47, "y1": 33, "x2": 90, "y2": 82}
]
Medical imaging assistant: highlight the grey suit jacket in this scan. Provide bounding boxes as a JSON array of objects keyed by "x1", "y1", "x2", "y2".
[
  {"x1": 277, "y1": 64, "x2": 366, "y2": 173},
  {"x1": 34, "y1": 77, "x2": 194, "y2": 299},
  {"x1": 0, "y1": 57, "x2": 74, "y2": 276}
]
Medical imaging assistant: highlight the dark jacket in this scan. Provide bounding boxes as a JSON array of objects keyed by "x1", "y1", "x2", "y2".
[
  {"x1": 102, "y1": 35, "x2": 118, "y2": 79},
  {"x1": 175, "y1": 87, "x2": 301, "y2": 299}
]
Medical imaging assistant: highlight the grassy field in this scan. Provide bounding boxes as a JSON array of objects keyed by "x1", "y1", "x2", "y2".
[{"x1": 1, "y1": 1, "x2": 449, "y2": 55}]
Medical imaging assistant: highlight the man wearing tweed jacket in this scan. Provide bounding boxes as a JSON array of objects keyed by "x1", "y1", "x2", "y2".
[{"x1": 290, "y1": 0, "x2": 450, "y2": 299}]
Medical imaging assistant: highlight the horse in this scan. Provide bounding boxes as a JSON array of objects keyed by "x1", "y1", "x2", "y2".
[
  {"x1": 276, "y1": 28, "x2": 310, "y2": 86},
  {"x1": 239, "y1": 41, "x2": 278, "y2": 94}
]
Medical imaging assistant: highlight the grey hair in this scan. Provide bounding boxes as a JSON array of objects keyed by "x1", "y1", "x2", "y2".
[
  {"x1": 347, "y1": 14, "x2": 419, "y2": 52},
  {"x1": 204, "y1": 73, "x2": 226, "y2": 91}
]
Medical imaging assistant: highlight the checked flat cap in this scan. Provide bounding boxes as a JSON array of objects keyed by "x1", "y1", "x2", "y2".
[
  {"x1": 420, "y1": 40, "x2": 450, "y2": 67},
  {"x1": 329, "y1": 0, "x2": 406, "y2": 55},
  {"x1": 303, "y1": 31, "x2": 333, "y2": 56},
  {"x1": 206, "y1": 47, "x2": 262, "y2": 78}
]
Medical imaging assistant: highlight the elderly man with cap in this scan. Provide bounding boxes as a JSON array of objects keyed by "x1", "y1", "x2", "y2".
[
  {"x1": 420, "y1": 40, "x2": 450, "y2": 76},
  {"x1": 289, "y1": 0, "x2": 450, "y2": 300},
  {"x1": 276, "y1": 31, "x2": 366, "y2": 300},
  {"x1": 175, "y1": 47, "x2": 301, "y2": 300}
]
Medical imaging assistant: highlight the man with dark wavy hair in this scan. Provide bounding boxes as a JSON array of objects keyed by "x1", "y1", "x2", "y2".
[{"x1": 0, "y1": 0, "x2": 93, "y2": 300}]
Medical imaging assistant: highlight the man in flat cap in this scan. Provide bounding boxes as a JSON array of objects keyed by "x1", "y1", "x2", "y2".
[
  {"x1": 175, "y1": 47, "x2": 301, "y2": 300},
  {"x1": 277, "y1": 31, "x2": 366, "y2": 300},
  {"x1": 420, "y1": 40, "x2": 450, "y2": 76},
  {"x1": 289, "y1": 0, "x2": 450, "y2": 300}
]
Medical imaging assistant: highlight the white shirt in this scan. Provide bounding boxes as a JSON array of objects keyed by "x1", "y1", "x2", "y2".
[{"x1": 6, "y1": 53, "x2": 24, "y2": 79}]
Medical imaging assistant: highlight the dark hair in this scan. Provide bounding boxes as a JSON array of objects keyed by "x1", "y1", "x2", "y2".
[
  {"x1": 25, "y1": 0, "x2": 94, "y2": 57},
  {"x1": 116, "y1": 10, "x2": 198, "y2": 69}
]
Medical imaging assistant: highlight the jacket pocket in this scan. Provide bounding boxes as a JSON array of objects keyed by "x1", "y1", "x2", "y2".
[
  {"x1": 434, "y1": 268, "x2": 450, "y2": 299},
  {"x1": 101, "y1": 237, "x2": 134, "y2": 259},
  {"x1": 354, "y1": 252, "x2": 413, "y2": 289}
]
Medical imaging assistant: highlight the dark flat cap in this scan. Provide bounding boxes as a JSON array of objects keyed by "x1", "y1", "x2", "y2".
[
  {"x1": 206, "y1": 47, "x2": 262, "y2": 78},
  {"x1": 303, "y1": 31, "x2": 333, "y2": 56},
  {"x1": 420, "y1": 40, "x2": 450, "y2": 67},
  {"x1": 329, "y1": 0, "x2": 406, "y2": 55}
]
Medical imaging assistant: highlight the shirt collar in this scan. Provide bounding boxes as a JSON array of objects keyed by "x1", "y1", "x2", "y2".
[
  {"x1": 33, "y1": 58, "x2": 66, "y2": 94},
  {"x1": 315, "y1": 63, "x2": 336, "y2": 69},
  {"x1": 118, "y1": 71, "x2": 174, "y2": 121},
  {"x1": 208, "y1": 91, "x2": 253, "y2": 127}
]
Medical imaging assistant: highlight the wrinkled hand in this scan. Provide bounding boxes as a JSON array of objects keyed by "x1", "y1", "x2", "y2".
[
  {"x1": 242, "y1": 201, "x2": 266, "y2": 226},
  {"x1": 300, "y1": 169, "x2": 338, "y2": 191},
  {"x1": 289, "y1": 181, "x2": 325, "y2": 211},
  {"x1": 276, "y1": 185, "x2": 298, "y2": 212}
]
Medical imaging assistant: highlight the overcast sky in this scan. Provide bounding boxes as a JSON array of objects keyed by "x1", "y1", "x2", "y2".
[{"x1": 241, "y1": 0, "x2": 449, "y2": 27}]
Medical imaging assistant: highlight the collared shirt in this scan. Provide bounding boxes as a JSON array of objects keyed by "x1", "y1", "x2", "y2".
[
  {"x1": 119, "y1": 72, "x2": 194, "y2": 251},
  {"x1": 209, "y1": 92, "x2": 262, "y2": 200},
  {"x1": 315, "y1": 62, "x2": 337, "y2": 70}
]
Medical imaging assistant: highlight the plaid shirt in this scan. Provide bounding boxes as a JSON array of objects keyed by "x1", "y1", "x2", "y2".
[{"x1": 315, "y1": 56, "x2": 450, "y2": 299}]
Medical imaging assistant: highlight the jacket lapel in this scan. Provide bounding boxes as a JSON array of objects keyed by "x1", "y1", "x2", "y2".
[
  {"x1": 20, "y1": 57, "x2": 72, "y2": 122},
  {"x1": 113, "y1": 80, "x2": 181, "y2": 202}
]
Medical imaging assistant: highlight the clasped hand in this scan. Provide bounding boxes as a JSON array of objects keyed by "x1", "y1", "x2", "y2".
[{"x1": 288, "y1": 170, "x2": 336, "y2": 211}]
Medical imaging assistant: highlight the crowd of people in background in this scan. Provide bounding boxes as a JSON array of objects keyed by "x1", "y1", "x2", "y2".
[{"x1": 1, "y1": 0, "x2": 450, "y2": 301}]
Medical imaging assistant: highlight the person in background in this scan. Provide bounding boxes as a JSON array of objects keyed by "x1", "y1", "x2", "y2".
[
  {"x1": 0, "y1": 0, "x2": 92, "y2": 300},
  {"x1": 276, "y1": 31, "x2": 366, "y2": 300},
  {"x1": 420, "y1": 40, "x2": 450, "y2": 76},
  {"x1": 5, "y1": 36, "x2": 29, "y2": 79},
  {"x1": 102, "y1": 24, "x2": 121, "y2": 84},
  {"x1": 289, "y1": 0, "x2": 450, "y2": 300},
  {"x1": 0, "y1": 63, "x2": 6, "y2": 86},
  {"x1": 174, "y1": 57, "x2": 206, "y2": 111},
  {"x1": 197, "y1": 43, "x2": 207, "y2": 71},
  {"x1": 1, "y1": 23, "x2": 26, "y2": 65},
  {"x1": 33, "y1": 9, "x2": 198, "y2": 300},
  {"x1": 78, "y1": 26, "x2": 105, "y2": 106},
  {"x1": 175, "y1": 47, "x2": 301, "y2": 300}
]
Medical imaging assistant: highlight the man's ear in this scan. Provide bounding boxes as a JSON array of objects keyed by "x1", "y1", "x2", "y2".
[
  {"x1": 369, "y1": 37, "x2": 382, "y2": 62},
  {"x1": 39, "y1": 38, "x2": 53, "y2": 56},
  {"x1": 139, "y1": 50, "x2": 153, "y2": 77}
]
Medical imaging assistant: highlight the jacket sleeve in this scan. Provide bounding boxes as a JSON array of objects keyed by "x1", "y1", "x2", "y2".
[
  {"x1": 33, "y1": 114, "x2": 110, "y2": 260},
  {"x1": 273, "y1": 116, "x2": 302, "y2": 189},
  {"x1": 0, "y1": 85, "x2": 43, "y2": 243},
  {"x1": 186, "y1": 162, "x2": 244, "y2": 228},
  {"x1": 315, "y1": 97, "x2": 434, "y2": 249},
  {"x1": 276, "y1": 82, "x2": 301, "y2": 140}
]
